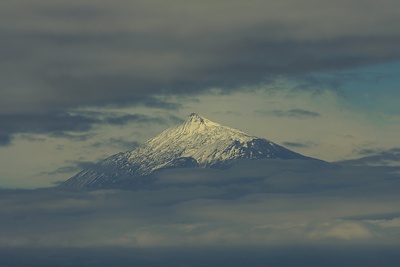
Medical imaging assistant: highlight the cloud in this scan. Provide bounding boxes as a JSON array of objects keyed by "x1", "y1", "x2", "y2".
[
  {"x1": 0, "y1": 112, "x2": 98, "y2": 146},
  {"x1": 339, "y1": 147, "x2": 400, "y2": 166},
  {"x1": 3, "y1": 160, "x2": 400, "y2": 248},
  {"x1": 306, "y1": 220, "x2": 374, "y2": 241},
  {"x1": 0, "y1": 133, "x2": 12, "y2": 147},
  {"x1": 40, "y1": 160, "x2": 98, "y2": 176},
  {"x1": 1, "y1": 160, "x2": 400, "y2": 266},
  {"x1": 282, "y1": 141, "x2": 316, "y2": 148},
  {"x1": 0, "y1": 112, "x2": 172, "y2": 145},
  {"x1": 257, "y1": 109, "x2": 321, "y2": 118},
  {"x1": 1, "y1": 0, "x2": 400, "y2": 116},
  {"x1": 103, "y1": 114, "x2": 164, "y2": 125},
  {"x1": 90, "y1": 138, "x2": 140, "y2": 150},
  {"x1": 1, "y1": 1, "x2": 400, "y2": 263},
  {"x1": 49, "y1": 132, "x2": 94, "y2": 141},
  {"x1": 0, "y1": 112, "x2": 99, "y2": 134},
  {"x1": 1, "y1": 246, "x2": 399, "y2": 267}
]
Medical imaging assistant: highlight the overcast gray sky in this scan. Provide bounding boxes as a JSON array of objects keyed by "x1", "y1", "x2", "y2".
[
  {"x1": 0, "y1": 0, "x2": 399, "y2": 188},
  {"x1": 1, "y1": 2, "x2": 400, "y2": 265}
]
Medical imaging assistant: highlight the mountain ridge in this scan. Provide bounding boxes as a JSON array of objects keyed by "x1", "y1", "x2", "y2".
[{"x1": 61, "y1": 113, "x2": 315, "y2": 190}]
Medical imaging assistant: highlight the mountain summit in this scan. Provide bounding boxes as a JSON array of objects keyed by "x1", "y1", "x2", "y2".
[{"x1": 61, "y1": 113, "x2": 313, "y2": 190}]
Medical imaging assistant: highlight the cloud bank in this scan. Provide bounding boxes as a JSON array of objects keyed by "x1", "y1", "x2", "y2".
[
  {"x1": 1, "y1": 159, "x2": 400, "y2": 265},
  {"x1": 1, "y1": 160, "x2": 400, "y2": 248},
  {"x1": 2, "y1": 0, "x2": 399, "y2": 159},
  {"x1": 1, "y1": 0, "x2": 400, "y2": 114}
]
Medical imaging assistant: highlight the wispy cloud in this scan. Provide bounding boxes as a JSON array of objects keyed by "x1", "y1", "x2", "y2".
[
  {"x1": 339, "y1": 147, "x2": 400, "y2": 166},
  {"x1": 40, "y1": 160, "x2": 98, "y2": 176},
  {"x1": 257, "y1": 109, "x2": 321, "y2": 118},
  {"x1": 103, "y1": 114, "x2": 164, "y2": 125},
  {"x1": 0, "y1": 112, "x2": 170, "y2": 146},
  {"x1": 89, "y1": 138, "x2": 140, "y2": 150},
  {"x1": 282, "y1": 141, "x2": 316, "y2": 148},
  {"x1": 0, "y1": 134, "x2": 12, "y2": 146}
]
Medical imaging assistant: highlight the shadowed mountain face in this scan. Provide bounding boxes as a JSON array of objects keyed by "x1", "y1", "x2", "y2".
[{"x1": 61, "y1": 113, "x2": 315, "y2": 190}]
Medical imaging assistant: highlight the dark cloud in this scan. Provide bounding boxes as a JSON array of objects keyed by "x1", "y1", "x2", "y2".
[
  {"x1": 1, "y1": 160, "x2": 400, "y2": 266},
  {"x1": 33, "y1": 4, "x2": 107, "y2": 20},
  {"x1": 0, "y1": 112, "x2": 171, "y2": 144},
  {"x1": 1, "y1": 0, "x2": 400, "y2": 116},
  {"x1": 0, "y1": 112, "x2": 98, "y2": 134},
  {"x1": 339, "y1": 147, "x2": 400, "y2": 166},
  {"x1": 49, "y1": 132, "x2": 94, "y2": 141},
  {"x1": 90, "y1": 138, "x2": 140, "y2": 150},
  {"x1": 42, "y1": 166, "x2": 82, "y2": 176},
  {"x1": 0, "y1": 1, "x2": 399, "y2": 152},
  {"x1": 354, "y1": 148, "x2": 383, "y2": 156},
  {"x1": 104, "y1": 114, "x2": 164, "y2": 125},
  {"x1": 282, "y1": 141, "x2": 315, "y2": 148},
  {"x1": 17, "y1": 134, "x2": 47, "y2": 142},
  {"x1": 146, "y1": 159, "x2": 400, "y2": 196},
  {"x1": 41, "y1": 161, "x2": 98, "y2": 176},
  {"x1": 212, "y1": 110, "x2": 243, "y2": 116},
  {"x1": 0, "y1": 112, "x2": 97, "y2": 146},
  {"x1": 141, "y1": 98, "x2": 182, "y2": 110},
  {"x1": 1, "y1": 246, "x2": 400, "y2": 267},
  {"x1": 0, "y1": 133, "x2": 12, "y2": 147},
  {"x1": 257, "y1": 109, "x2": 320, "y2": 118}
]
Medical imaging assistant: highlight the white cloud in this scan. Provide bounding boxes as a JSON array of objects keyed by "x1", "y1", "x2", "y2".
[{"x1": 306, "y1": 220, "x2": 374, "y2": 241}]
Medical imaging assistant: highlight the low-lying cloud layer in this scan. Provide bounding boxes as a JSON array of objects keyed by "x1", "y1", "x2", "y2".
[
  {"x1": 1, "y1": 160, "x2": 400, "y2": 265},
  {"x1": 1, "y1": 160, "x2": 400, "y2": 249},
  {"x1": 341, "y1": 147, "x2": 400, "y2": 166}
]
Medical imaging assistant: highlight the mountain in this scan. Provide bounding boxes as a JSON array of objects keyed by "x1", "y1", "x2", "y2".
[{"x1": 61, "y1": 113, "x2": 315, "y2": 190}]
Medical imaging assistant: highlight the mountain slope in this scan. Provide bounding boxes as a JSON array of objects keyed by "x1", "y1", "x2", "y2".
[{"x1": 61, "y1": 113, "x2": 314, "y2": 190}]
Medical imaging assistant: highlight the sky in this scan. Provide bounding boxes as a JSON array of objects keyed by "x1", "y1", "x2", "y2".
[
  {"x1": 1, "y1": 1, "x2": 400, "y2": 265},
  {"x1": 0, "y1": 0, "x2": 400, "y2": 188}
]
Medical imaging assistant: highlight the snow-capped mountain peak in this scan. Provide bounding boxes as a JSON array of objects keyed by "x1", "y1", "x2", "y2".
[
  {"x1": 170, "y1": 113, "x2": 212, "y2": 135},
  {"x1": 186, "y1": 112, "x2": 206, "y2": 123},
  {"x1": 61, "y1": 113, "x2": 313, "y2": 190},
  {"x1": 175, "y1": 113, "x2": 237, "y2": 136},
  {"x1": 146, "y1": 113, "x2": 255, "y2": 150}
]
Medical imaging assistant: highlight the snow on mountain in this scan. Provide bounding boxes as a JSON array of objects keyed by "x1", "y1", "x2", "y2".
[{"x1": 61, "y1": 113, "x2": 313, "y2": 190}]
